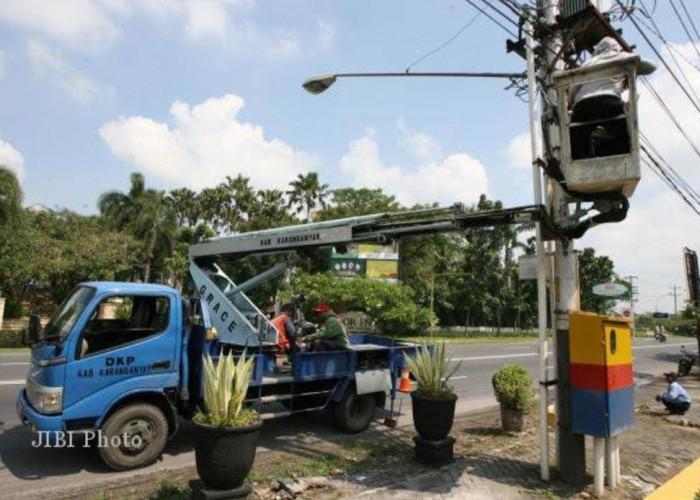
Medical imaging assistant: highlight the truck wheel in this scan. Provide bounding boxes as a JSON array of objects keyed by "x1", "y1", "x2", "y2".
[
  {"x1": 98, "y1": 403, "x2": 168, "y2": 471},
  {"x1": 332, "y1": 388, "x2": 376, "y2": 434}
]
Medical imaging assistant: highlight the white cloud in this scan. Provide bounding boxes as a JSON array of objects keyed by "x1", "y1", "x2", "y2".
[
  {"x1": 0, "y1": 0, "x2": 121, "y2": 48},
  {"x1": 505, "y1": 132, "x2": 531, "y2": 169},
  {"x1": 316, "y1": 20, "x2": 336, "y2": 51},
  {"x1": 99, "y1": 93, "x2": 316, "y2": 190},
  {"x1": 397, "y1": 118, "x2": 442, "y2": 163},
  {"x1": 339, "y1": 126, "x2": 489, "y2": 206},
  {"x1": 267, "y1": 30, "x2": 300, "y2": 58},
  {"x1": 27, "y1": 40, "x2": 112, "y2": 102},
  {"x1": 0, "y1": 132, "x2": 25, "y2": 180}
]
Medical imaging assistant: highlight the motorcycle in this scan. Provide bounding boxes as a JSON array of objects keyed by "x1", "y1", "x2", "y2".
[
  {"x1": 677, "y1": 345, "x2": 699, "y2": 377},
  {"x1": 654, "y1": 326, "x2": 667, "y2": 342}
]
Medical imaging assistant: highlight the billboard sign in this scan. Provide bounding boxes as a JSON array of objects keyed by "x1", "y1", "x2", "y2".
[
  {"x1": 592, "y1": 283, "x2": 629, "y2": 298},
  {"x1": 684, "y1": 247, "x2": 700, "y2": 306}
]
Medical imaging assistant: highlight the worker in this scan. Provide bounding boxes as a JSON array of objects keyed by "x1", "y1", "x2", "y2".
[
  {"x1": 569, "y1": 36, "x2": 656, "y2": 159},
  {"x1": 299, "y1": 303, "x2": 350, "y2": 352},
  {"x1": 655, "y1": 372, "x2": 692, "y2": 415},
  {"x1": 271, "y1": 303, "x2": 297, "y2": 354}
]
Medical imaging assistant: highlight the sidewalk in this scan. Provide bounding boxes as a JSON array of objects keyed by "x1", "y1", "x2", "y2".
[{"x1": 18, "y1": 374, "x2": 700, "y2": 499}]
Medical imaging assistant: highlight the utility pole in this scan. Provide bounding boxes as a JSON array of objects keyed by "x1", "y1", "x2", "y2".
[
  {"x1": 532, "y1": 0, "x2": 587, "y2": 484},
  {"x1": 671, "y1": 285, "x2": 680, "y2": 315},
  {"x1": 625, "y1": 275, "x2": 638, "y2": 336}
]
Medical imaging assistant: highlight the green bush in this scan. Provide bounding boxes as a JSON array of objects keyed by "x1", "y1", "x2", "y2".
[
  {"x1": 492, "y1": 364, "x2": 535, "y2": 411},
  {"x1": 293, "y1": 272, "x2": 431, "y2": 336},
  {"x1": 405, "y1": 343, "x2": 460, "y2": 398},
  {"x1": 0, "y1": 329, "x2": 27, "y2": 348}
]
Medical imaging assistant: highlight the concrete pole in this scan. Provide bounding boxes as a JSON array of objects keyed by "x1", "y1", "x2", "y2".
[
  {"x1": 524, "y1": 10, "x2": 550, "y2": 482},
  {"x1": 536, "y1": 0, "x2": 587, "y2": 483},
  {"x1": 605, "y1": 438, "x2": 615, "y2": 489},
  {"x1": 594, "y1": 437, "x2": 605, "y2": 497}
]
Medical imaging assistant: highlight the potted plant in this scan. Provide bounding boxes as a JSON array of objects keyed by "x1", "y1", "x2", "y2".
[
  {"x1": 193, "y1": 349, "x2": 261, "y2": 491},
  {"x1": 492, "y1": 363, "x2": 535, "y2": 433},
  {"x1": 405, "y1": 343, "x2": 461, "y2": 441}
]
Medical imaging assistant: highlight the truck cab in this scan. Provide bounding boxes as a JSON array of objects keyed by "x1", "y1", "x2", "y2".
[{"x1": 18, "y1": 282, "x2": 187, "y2": 469}]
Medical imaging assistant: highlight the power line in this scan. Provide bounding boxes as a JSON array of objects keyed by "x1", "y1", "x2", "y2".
[
  {"x1": 678, "y1": 0, "x2": 700, "y2": 42},
  {"x1": 640, "y1": 132, "x2": 700, "y2": 205},
  {"x1": 641, "y1": 144, "x2": 700, "y2": 217},
  {"x1": 616, "y1": 0, "x2": 700, "y2": 117},
  {"x1": 463, "y1": 0, "x2": 518, "y2": 37},
  {"x1": 669, "y1": 0, "x2": 700, "y2": 61},
  {"x1": 405, "y1": 10, "x2": 483, "y2": 72},
  {"x1": 640, "y1": 77, "x2": 700, "y2": 163}
]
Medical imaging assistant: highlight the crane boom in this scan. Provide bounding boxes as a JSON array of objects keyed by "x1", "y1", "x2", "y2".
[{"x1": 188, "y1": 203, "x2": 550, "y2": 347}]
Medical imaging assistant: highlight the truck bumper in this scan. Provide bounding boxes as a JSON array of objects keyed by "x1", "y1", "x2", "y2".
[{"x1": 16, "y1": 389, "x2": 64, "y2": 433}]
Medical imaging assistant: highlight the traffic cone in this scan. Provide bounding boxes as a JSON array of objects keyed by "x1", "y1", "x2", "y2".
[{"x1": 398, "y1": 368, "x2": 413, "y2": 393}]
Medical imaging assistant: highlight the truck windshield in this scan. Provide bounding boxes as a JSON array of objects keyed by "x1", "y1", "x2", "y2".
[{"x1": 42, "y1": 286, "x2": 96, "y2": 341}]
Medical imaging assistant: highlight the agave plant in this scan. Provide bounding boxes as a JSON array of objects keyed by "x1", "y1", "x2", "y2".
[
  {"x1": 405, "y1": 343, "x2": 461, "y2": 398},
  {"x1": 197, "y1": 349, "x2": 258, "y2": 427}
]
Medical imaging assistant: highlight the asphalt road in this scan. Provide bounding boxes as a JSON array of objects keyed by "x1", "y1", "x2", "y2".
[{"x1": 0, "y1": 338, "x2": 692, "y2": 498}]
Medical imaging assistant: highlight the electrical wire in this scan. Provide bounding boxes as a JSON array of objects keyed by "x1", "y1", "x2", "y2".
[
  {"x1": 405, "y1": 10, "x2": 483, "y2": 73},
  {"x1": 669, "y1": 0, "x2": 700, "y2": 61},
  {"x1": 641, "y1": 133, "x2": 700, "y2": 205},
  {"x1": 641, "y1": 153, "x2": 700, "y2": 217},
  {"x1": 477, "y1": 0, "x2": 520, "y2": 29},
  {"x1": 641, "y1": 77, "x2": 700, "y2": 162},
  {"x1": 633, "y1": 13, "x2": 700, "y2": 73},
  {"x1": 463, "y1": 0, "x2": 518, "y2": 37},
  {"x1": 679, "y1": 0, "x2": 700, "y2": 42},
  {"x1": 616, "y1": 0, "x2": 700, "y2": 118}
]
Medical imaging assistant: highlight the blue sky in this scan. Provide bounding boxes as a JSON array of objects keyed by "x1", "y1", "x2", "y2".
[{"x1": 0, "y1": 0, "x2": 699, "y2": 312}]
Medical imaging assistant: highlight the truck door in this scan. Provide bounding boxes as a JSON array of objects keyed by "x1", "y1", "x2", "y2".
[{"x1": 62, "y1": 293, "x2": 178, "y2": 414}]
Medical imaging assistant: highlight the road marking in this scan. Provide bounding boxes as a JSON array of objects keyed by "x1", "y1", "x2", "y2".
[
  {"x1": 0, "y1": 380, "x2": 24, "y2": 386},
  {"x1": 450, "y1": 353, "x2": 536, "y2": 362},
  {"x1": 450, "y1": 375, "x2": 469, "y2": 381},
  {"x1": 449, "y1": 343, "x2": 684, "y2": 362},
  {"x1": 0, "y1": 362, "x2": 29, "y2": 366}
]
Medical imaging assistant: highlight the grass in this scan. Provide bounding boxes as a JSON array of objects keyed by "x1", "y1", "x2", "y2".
[
  {"x1": 0, "y1": 347, "x2": 29, "y2": 353},
  {"x1": 398, "y1": 335, "x2": 538, "y2": 345},
  {"x1": 247, "y1": 439, "x2": 408, "y2": 485},
  {"x1": 150, "y1": 479, "x2": 189, "y2": 500}
]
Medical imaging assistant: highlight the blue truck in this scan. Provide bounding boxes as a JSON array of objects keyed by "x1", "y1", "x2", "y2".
[{"x1": 16, "y1": 205, "x2": 543, "y2": 469}]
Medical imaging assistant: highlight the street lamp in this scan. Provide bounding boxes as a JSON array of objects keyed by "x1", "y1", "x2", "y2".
[
  {"x1": 302, "y1": 71, "x2": 526, "y2": 95},
  {"x1": 655, "y1": 293, "x2": 672, "y2": 312}
]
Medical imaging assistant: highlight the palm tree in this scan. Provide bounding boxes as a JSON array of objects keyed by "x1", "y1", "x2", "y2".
[
  {"x1": 0, "y1": 166, "x2": 23, "y2": 229},
  {"x1": 286, "y1": 172, "x2": 329, "y2": 222},
  {"x1": 168, "y1": 187, "x2": 199, "y2": 226},
  {"x1": 131, "y1": 190, "x2": 178, "y2": 282},
  {"x1": 98, "y1": 172, "x2": 146, "y2": 230}
]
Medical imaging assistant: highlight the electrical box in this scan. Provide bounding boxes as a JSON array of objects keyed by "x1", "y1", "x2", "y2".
[
  {"x1": 552, "y1": 54, "x2": 641, "y2": 198},
  {"x1": 569, "y1": 311, "x2": 635, "y2": 437}
]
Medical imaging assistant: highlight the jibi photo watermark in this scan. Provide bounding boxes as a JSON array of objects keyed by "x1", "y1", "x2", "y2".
[{"x1": 31, "y1": 430, "x2": 143, "y2": 449}]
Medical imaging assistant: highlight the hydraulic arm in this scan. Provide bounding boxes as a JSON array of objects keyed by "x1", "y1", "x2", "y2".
[{"x1": 188, "y1": 203, "x2": 551, "y2": 346}]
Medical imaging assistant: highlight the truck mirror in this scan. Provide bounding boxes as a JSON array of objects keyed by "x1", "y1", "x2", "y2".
[{"x1": 28, "y1": 314, "x2": 41, "y2": 343}]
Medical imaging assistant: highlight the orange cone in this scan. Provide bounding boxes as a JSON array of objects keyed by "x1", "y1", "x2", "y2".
[{"x1": 398, "y1": 368, "x2": 413, "y2": 393}]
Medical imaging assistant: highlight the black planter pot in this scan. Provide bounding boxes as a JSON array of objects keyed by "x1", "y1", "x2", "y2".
[
  {"x1": 411, "y1": 392, "x2": 457, "y2": 441},
  {"x1": 194, "y1": 419, "x2": 262, "y2": 490}
]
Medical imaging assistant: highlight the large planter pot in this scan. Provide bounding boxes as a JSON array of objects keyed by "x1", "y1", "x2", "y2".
[
  {"x1": 411, "y1": 392, "x2": 457, "y2": 441},
  {"x1": 194, "y1": 419, "x2": 262, "y2": 490},
  {"x1": 500, "y1": 406, "x2": 526, "y2": 433}
]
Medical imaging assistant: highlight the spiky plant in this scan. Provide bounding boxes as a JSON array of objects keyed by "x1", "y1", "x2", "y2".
[
  {"x1": 194, "y1": 349, "x2": 259, "y2": 427},
  {"x1": 405, "y1": 343, "x2": 460, "y2": 398}
]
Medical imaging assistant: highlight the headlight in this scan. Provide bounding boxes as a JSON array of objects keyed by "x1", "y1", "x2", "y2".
[{"x1": 26, "y1": 377, "x2": 63, "y2": 415}]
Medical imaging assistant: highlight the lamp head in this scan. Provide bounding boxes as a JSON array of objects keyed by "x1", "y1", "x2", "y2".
[{"x1": 302, "y1": 74, "x2": 337, "y2": 94}]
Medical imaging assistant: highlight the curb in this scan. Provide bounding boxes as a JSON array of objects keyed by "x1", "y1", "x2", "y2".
[{"x1": 645, "y1": 457, "x2": 700, "y2": 500}]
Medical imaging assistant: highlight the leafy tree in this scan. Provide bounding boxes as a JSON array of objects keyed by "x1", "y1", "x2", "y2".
[
  {"x1": 579, "y1": 247, "x2": 616, "y2": 314},
  {"x1": 294, "y1": 272, "x2": 431, "y2": 336},
  {"x1": 319, "y1": 188, "x2": 400, "y2": 220},
  {"x1": 0, "y1": 210, "x2": 137, "y2": 315},
  {"x1": 169, "y1": 187, "x2": 200, "y2": 227},
  {"x1": 0, "y1": 166, "x2": 23, "y2": 230},
  {"x1": 286, "y1": 172, "x2": 328, "y2": 222}
]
